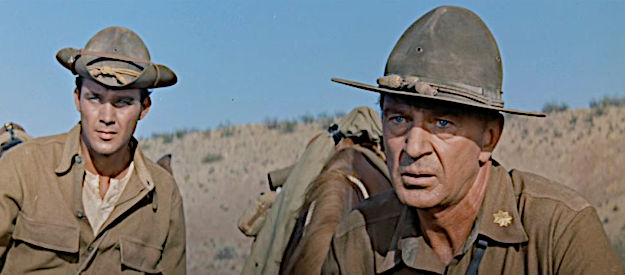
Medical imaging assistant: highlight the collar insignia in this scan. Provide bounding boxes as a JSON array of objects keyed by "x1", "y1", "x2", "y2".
[{"x1": 493, "y1": 210, "x2": 512, "y2": 227}]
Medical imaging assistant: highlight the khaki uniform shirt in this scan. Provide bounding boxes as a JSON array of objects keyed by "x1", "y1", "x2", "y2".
[
  {"x1": 323, "y1": 161, "x2": 623, "y2": 274},
  {"x1": 0, "y1": 124, "x2": 186, "y2": 274}
]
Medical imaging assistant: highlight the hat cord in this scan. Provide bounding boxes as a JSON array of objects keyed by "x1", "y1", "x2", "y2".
[
  {"x1": 78, "y1": 50, "x2": 154, "y2": 65},
  {"x1": 88, "y1": 66, "x2": 141, "y2": 85},
  {"x1": 377, "y1": 74, "x2": 504, "y2": 107}
]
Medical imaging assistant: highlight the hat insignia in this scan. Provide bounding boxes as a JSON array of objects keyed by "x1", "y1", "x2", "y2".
[
  {"x1": 377, "y1": 74, "x2": 438, "y2": 96},
  {"x1": 88, "y1": 66, "x2": 140, "y2": 85},
  {"x1": 493, "y1": 210, "x2": 512, "y2": 227}
]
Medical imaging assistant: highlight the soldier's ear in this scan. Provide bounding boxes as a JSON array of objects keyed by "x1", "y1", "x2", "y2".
[
  {"x1": 74, "y1": 88, "x2": 81, "y2": 112},
  {"x1": 139, "y1": 96, "x2": 151, "y2": 120},
  {"x1": 478, "y1": 114, "x2": 503, "y2": 163}
]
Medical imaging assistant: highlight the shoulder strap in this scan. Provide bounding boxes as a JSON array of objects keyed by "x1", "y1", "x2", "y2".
[{"x1": 466, "y1": 238, "x2": 489, "y2": 275}]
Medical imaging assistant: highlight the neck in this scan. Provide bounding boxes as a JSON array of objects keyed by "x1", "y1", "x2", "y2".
[
  {"x1": 416, "y1": 160, "x2": 492, "y2": 264},
  {"x1": 80, "y1": 139, "x2": 133, "y2": 180}
]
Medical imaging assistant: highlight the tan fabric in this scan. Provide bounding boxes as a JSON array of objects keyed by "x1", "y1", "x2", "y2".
[
  {"x1": 323, "y1": 161, "x2": 624, "y2": 274},
  {"x1": 243, "y1": 130, "x2": 336, "y2": 275},
  {"x1": 83, "y1": 162, "x2": 134, "y2": 236},
  {"x1": 0, "y1": 124, "x2": 186, "y2": 274},
  {"x1": 338, "y1": 106, "x2": 383, "y2": 144}
]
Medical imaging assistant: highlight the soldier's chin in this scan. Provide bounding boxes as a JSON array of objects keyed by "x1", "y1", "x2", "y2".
[
  {"x1": 396, "y1": 188, "x2": 439, "y2": 209},
  {"x1": 90, "y1": 142, "x2": 120, "y2": 156}
]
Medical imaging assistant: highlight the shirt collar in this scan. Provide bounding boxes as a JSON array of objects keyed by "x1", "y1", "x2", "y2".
[
  {"x1": 475, "y1": 160, "x2": 528, "y2": 244},
  {"x1": 376, "y1": 160, "x2": 528, "y2": 273},
  {"x1": 376, "y1": 206, "x2": 447, "y2": 273},
  {"x1": 54, "y1": 123, "x2": 154, "y2": 191},
  {"x1": 132, "y1": 143, "x2": 155, "y2": 190},
  {"x1": 54, "y1": 123, "x2": 82, "y2": 175}
]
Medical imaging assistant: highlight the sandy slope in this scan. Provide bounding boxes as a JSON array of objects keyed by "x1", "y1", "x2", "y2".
[{"x1": 140, "y1": 106, "x2": 625, "y2": 274}]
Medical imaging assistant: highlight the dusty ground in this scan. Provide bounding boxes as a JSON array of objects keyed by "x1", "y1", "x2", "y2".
[{"x1": 140, "y1": 105, "x2": 625, "y2": 274}]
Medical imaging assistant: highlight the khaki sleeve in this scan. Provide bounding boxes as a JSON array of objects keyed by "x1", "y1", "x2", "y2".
[
  {"x1": 160, "y1": 185, "x2": 187, "y2": 275},
  {"x1": 554, "y1": 206, "x2": 624, "y2": 274},
  {"x1": 0, "y1": 152, "x2": 24, "y2": 265}
]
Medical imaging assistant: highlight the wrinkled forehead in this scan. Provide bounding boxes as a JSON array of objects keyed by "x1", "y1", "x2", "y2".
[{"x1": 382, "y1": 93, "x2": 485, "y2": 118}]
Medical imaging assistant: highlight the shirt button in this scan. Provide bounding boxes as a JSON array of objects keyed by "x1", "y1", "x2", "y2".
[
  {"x1": 87, "y1": 246, "x2": 94, "y2": 252},
  {"x1": 75, "y1": 210, "x2": 85, "y2": 219},
  {"x1": 74, "y1": 155, "x2": 83, "y2": 164}
]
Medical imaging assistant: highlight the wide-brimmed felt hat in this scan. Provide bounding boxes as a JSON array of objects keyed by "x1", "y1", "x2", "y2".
[
  {"x1": 332, "y1": 6, "x2": 545, "y2": 117},
  {"x1": 56, "y1": 26, "x2": 177, "y2": 89}
]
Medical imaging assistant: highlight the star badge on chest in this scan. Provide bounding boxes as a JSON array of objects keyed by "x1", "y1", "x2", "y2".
[{"x1": 493, "y1": 210, "x2": 512, "y2": 227}]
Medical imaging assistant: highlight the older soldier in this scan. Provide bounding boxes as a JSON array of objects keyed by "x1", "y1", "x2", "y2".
[
  {"x1": 323, "y1": 6, "x2": 623, "y2": 274},
  {"x1": 0, "y1": 27, "x2": 185, "y2": 274}
]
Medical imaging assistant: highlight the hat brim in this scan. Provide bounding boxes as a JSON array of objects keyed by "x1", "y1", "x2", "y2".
[
  {"x1": 332, "y1": 77, "x2": 545, "y2": 117},
  {"x1": 56, "y1": 48, "x2": 177, "y2": 89}
]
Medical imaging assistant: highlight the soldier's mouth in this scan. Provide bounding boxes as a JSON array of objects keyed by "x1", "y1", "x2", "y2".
[
  {"x1": 401, "y1": 173, "x2": 435, "y2": 189},
  {"x1": 96, "y1": 130, "x2": 116, "y2": 140}
]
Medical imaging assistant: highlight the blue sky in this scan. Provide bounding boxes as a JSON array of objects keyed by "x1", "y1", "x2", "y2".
[{"x1": 0, "y1": 1, "x2": 623, "y2": 137}]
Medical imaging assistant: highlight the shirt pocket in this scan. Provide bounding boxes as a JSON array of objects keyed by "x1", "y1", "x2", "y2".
[
  {"x1": 12, "y1": 212, "x2": 80, "y2": 253},
  {"x1": 120, "y1": 236, "x2": 163, "y2": 273},
  {"x1": 5, "y1": 212, "x2": 79, "y2": 273}
]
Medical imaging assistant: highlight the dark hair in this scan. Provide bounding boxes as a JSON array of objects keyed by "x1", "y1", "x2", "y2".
[{"x1": 75, "y1": 77, "x2": 151, "y2": 106}]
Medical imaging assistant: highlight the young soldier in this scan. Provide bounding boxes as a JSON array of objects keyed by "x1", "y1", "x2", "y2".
[
  {"x1": 0, "y1": 26, "x2": 185, "y2": 274},
  {"x1": 323, "y1": 6, "x2": 623, "y2": 274}
]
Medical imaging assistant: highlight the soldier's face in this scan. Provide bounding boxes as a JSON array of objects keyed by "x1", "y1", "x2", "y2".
[
  {"x1": 382, "y1": 94, "x2": 501, "y2": 209},
  {"x1": 74, "y1": 78, "x2": 150, "y2": 156}
]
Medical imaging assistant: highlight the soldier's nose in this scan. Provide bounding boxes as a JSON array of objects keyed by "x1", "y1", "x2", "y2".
[
  {"x1": 99, "y1": 103, "x2": 116, "y2": 126},
  {"x1": 403, "y1": 125, "x2": 433, "y2": 162}
]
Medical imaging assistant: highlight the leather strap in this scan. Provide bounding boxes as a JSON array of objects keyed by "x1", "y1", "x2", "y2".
[
  {"x1": 466, "y1": 238, "x2": 489, "y2": 275},
  {"x1": 327, "y1": 123, "x2": 343, "y2": 145}
]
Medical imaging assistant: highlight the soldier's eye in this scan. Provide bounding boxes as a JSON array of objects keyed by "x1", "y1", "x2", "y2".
[
  {"x1": 390, "y1": 116, "x2": 406, "y2": 124},
  {"x1": 114, "y1": 98, "x2": 134, "y2": 107},
  {"x1": 436, "y1": 119, "x2": 450, "y2": 128}
]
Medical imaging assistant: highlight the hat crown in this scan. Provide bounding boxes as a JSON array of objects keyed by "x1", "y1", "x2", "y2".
[
  {"x1": 85, "y1": 26, "x2": 151, "y2": 61},
  {"x1": 385, "y1": 6, "x2": 503, "y2": 103}
]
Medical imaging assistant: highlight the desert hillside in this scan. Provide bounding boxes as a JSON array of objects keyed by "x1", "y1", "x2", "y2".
[{"x1": 140, "y1": 104, "x2": 625, "y2": 274}]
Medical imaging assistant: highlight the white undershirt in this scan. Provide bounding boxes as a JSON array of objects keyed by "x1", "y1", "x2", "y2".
[{"x1": 82, "y1": 162, "x2": 134, "y2": 236}]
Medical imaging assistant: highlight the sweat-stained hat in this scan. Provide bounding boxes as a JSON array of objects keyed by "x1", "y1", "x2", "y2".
[
  {"x1": 56, "y1": 26, "x2": 177, "y2": 89},
  {"x1": 332, "y1": 6, "x2": 545, "y2": 117}
]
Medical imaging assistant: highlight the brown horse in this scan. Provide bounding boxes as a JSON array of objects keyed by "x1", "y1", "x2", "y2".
[{"x1": 280, "y1": 144, "x2": 392, "y2": 274}]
